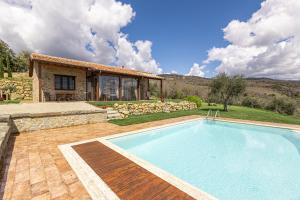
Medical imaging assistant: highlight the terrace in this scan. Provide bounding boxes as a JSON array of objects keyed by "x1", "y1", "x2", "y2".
[
  {"x1": 0, "y1": 115, "x2": 201, "y2": 200},
  {"x1": 0, "y1": 111, "x2": 300, "y2": 199}
]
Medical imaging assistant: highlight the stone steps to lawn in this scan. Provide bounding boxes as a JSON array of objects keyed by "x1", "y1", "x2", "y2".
[{"x1": 106, "y1": 108, "x2": 122, "y2": 120}]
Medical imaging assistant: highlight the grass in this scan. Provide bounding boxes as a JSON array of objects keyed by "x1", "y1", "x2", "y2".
[
  {"x1": 0, "y1": 99, "x2": 20, "y2": 105},
  {"x1": 110, "y1": 103, "x2": 300, "y2": 126},
  {"x1": 88, "y1": 99, "x2": 183, "y2": 107}
]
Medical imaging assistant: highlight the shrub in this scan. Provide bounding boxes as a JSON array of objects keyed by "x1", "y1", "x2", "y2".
[
  {"x1": 266, "y1": 97, "x2": 296, "y2": 115},
  {"x1": 241, "y1": 97, "x2": 262, "y2": 108},
  {"x1": 185, "y1": 96, "x2": 202, "y2": 108}
]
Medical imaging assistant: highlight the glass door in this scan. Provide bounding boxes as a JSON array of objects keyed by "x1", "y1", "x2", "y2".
[
  {"x1": 122, "y1": 78, "x2": 137, "y2": 100},
  {"x1": 99, "y1": 76, "x2": 119, "y2": 101}
]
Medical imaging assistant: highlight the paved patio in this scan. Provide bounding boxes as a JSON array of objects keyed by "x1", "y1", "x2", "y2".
[
  {"x1": 0, "y1": 102, "x2": 102, "y2": 115},
  {"x1": 0, "y1": 115, "x2": 200, "y2": 200}
]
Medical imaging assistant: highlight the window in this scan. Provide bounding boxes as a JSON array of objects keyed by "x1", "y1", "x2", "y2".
[{"x1": 54, "y1": 75, "x2": 75, "y2": 90}]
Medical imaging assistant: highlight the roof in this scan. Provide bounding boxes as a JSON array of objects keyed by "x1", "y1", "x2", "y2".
[{"x1": 29, "y1": 53, "x2": 163, "y2": 80}]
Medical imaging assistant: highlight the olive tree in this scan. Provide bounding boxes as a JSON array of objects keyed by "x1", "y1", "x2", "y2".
[
  {"x1": 1, "y1": 83, "x2": 17, "y2": 100},
  {"x1": 209, "y1": 73, "x2": 246, "y2": 111}
]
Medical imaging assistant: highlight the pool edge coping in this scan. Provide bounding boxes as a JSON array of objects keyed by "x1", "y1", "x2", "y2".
[{"x1": 59, "y1": 139, "x2": 120, "y2": 200}]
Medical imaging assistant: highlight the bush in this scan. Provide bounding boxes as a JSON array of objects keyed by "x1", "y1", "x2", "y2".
[
  {"x1": 241, "y1": 97, "x2": 262, "y2": 108},
  {"x1": 266, "y1": 97, "x2": 296, "y2": 115},
  {"x1": 185, "y1": 96, "x2": 202, "y2": 108}
]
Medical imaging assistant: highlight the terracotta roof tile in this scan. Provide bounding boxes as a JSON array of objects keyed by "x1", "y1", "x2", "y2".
[{"x1": 29, "y1": 53, "x2": 163, "y2": 79}]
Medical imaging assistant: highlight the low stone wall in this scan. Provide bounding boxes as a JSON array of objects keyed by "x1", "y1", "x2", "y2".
[
  {"x1": 0, "y1": 75, "x2": 32, "y2": 100},
  {"x1": 113, "y1": 101, "x2": 197, "y2": 118},
  {"x1": 0, "y1": 115, "x2": 12, "y2": 174},
  {"x1": 10, "y1": 110, "x2": 107, "y2": 133}
]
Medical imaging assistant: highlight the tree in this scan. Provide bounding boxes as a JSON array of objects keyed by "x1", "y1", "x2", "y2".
[
  {"x1": 6, "y1": 55, "x2": 12, "y2": 78},
  {"x1": 0, "y1": 57, "x2": 4, "y2": 78},
  {"x1": 209, "y1": 73, "x2": 246, "y2": 111},
  {"x1": 15, "y1": 51, "x2": 30, "y2": 72},
  {"x1": 0, "y1": 39, "x2": 30, "y2": 74},
  {"x1": 1, "y1": 83, "x2": 17, "y2": 100}
]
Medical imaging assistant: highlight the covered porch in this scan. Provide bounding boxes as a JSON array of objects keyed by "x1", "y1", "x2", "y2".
[{"x1": 86, "y1": 70, "x2": 164, "y2": 102}]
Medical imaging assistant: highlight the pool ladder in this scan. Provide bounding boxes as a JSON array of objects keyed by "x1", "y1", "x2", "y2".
[{"x1": 206, "y1": 110, "x2": 220, "y2": 120}]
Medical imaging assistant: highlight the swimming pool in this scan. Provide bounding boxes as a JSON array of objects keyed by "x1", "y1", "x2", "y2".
[{"x1": 110, "y1": 120, "x2": 300, "y2": 200}]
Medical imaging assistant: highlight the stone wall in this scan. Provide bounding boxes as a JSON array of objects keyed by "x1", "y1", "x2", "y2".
[
  {"x1": 10, "y1": 110, "x2": 107, "y2": 133},
  {"x1": 113, "y1": 101, "x2": 197, "y2": 118},
  {"x1": 0, "y1": 75, "x2": 32, "y2": 100},
  {"x1": 0, "y1": 115, "x2": 12, "y2": 174}
]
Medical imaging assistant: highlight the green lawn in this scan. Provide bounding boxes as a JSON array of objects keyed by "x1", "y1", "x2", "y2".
[
  {"x1": 110, "y1": 104, "x2": 300, "y2": 126},
  {"x1": 0, "y1": 100, "x2": 20, "y2": 105},
  {"x1": 88, "y1": 99, "x2": 182, "y2": 107}
]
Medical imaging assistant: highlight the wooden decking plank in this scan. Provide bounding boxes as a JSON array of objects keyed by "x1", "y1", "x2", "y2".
[{"x1": 73, "y1": 141, "x2": 195, "y2": 200}]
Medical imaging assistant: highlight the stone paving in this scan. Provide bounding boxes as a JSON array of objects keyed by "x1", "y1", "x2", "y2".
[
  {"x1": 0, "y1": 102, "x2": 102, "y2": 115},
  {"x1": 0, "y1": 115, "x2": 200, "y2": 200},
  {"x1": 0, "y1": 115, "x2": 299, "y2": 200}
]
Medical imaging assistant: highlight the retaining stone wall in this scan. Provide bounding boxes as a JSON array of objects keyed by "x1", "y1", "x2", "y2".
[
  {"x1": 0, "y1": 75, "x2": 32, "y2": 100},
  {"x1": 10, "y1": 110, "x2": 107, "y2": 133},
  {"x1": 0, "y1": 115, "x2": 12, "y2": 174},
  {"x1": 113, "y1": 101, "x2": 197, "y2": 118}
]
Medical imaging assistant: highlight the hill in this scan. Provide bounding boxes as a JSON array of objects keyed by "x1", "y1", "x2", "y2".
[{"x1": 159, "y1": 74, "x2": 300, "y2": 115}]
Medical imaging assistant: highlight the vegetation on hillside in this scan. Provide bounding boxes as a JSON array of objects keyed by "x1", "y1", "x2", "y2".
[
  {"x1": 0, "y1": 40, "x2": 30, "y2": 78},
  {"x1": 158, "y1": 74, "x2": 300, "y2": 116}
]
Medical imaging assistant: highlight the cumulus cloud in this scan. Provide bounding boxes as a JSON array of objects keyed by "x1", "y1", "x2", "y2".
[
  {"x1": 0, "y1": 0, "x2": 162, "y2": 73},
  {"x1": 171, "y1": 70, "x2": 178, "y2": 74},
  {"x1": 205, "y1": 0, "x2": 300, "y2": 80},
  {"x1": 186, "y1": 63, "x2": 205, "y2": 77},
  {"x1": 116, "y1": 36, "x2": 162, "y2": 73}
]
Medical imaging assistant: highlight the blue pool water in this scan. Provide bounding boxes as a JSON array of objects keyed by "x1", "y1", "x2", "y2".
[{"x1": 109, "y1": 120, "x2": 300, "y2": 200}]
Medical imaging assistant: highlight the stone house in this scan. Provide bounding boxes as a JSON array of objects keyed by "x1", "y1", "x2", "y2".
[{"x1": 29, "y1": 53, "x2": 164, "y2": 102}]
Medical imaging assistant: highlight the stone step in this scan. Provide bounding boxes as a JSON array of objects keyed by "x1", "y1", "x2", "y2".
[
  {"x1": 107, "y1": 113, "x2": 122, "y2": 120},
  {"x1": 107, "y1": 110, "x2": 119, "y2": 114}
]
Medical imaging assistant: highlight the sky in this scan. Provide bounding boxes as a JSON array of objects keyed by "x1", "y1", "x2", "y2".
[
  {"x1": 0, "y1": 0, "x2": 300, "y2": 80},
  {"x1": 120, "y1": 0, "x2": 263, "y2": 77}
]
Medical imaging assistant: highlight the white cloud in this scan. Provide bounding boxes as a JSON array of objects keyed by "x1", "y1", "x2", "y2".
[
  {"x1": 171, "y1": 70, "x2": 178, "y2": 74},
  {"x1": 186, "y1": 63, "x2": 205, "y2": 77},
  {"x1": 0, "y1": 0, "x2": 162, "y2": 73},
  {"x1": 116, "y1": 36, "x2": 162, "y2": 73},
  {"x1": 204, "y1": 0, "x2": 300, "y2": 80}
]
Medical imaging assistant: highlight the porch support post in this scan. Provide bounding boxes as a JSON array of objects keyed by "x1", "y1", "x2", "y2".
[
  {"x1": 160, "y1": 79, "x2": 164, "y2": 102},
  {"x1": 95, "y1": 72, "x2": 100, "y2": 101},
  {"x1": 137, "y1": 78, "x2": 141, "y2": 101},
  {"x1": 118, "y1": 76, "x2": 122, "y2": 100}
]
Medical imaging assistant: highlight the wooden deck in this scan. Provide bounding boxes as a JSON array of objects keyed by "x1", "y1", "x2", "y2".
[{"x1": 73, "y1": 141, "x2": 194, "y2": 200}]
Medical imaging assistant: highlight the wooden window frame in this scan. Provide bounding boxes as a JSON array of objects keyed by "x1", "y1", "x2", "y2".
[{"x1": 54, "y1": 75, "x2": 76, "y2": 91}]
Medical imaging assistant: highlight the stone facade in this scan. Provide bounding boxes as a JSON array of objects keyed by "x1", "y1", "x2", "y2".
[
  {"x1": 113, "y1": 101, "x2": 197, "y2": 118},
  {"x1": 10, "y1": 110, "x2": 107, "y2": 133},
  {"x1": 0, "y1": 75, "x2": 32, "y2": 100},
  {"x1": 32, "y1": 62, "x2": 86, "y2": 102}
]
